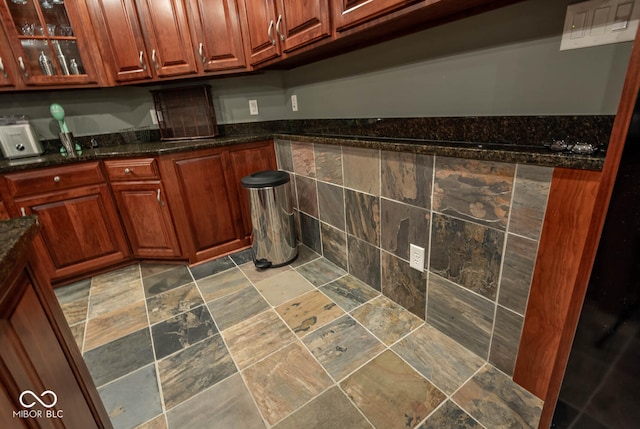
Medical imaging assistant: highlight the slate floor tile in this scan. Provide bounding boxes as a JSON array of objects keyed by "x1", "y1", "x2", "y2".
[
  {"x1": 290, "y1": 244, "x2": 321, "y2": 267},
  {"x1": 166, "y1": 373, "x2": 265, "y2": 429},
  {"x1": 351, "y1": 295, "x2": 423, "y2": 346},
  {"x1": 98, "y1": 364, "x2": 162, "y2": 429},
  {"x1": 146, "y1": 282, "x2": 204, "y2": 325},
  {"x1": 341, "y1": 350, "x2": 446, "y2": 429},
  {"x1": 273, "y1": 386, "x2": 371, "y2": 429},
  {"x1": 393, "y1": 324, "x2": 484, "y2": 395},
  {"x1": 189, "y1": 256, "x2": 236, "y2": 280},
  {"x1": 207, "y1": 286, "x2": 269, "y2": 331},
  {"x1": 230, "y1": 248, "x2": 254, "y2": 265},
  {"x1": 140, "y1": 262, "x2": 177, "y2": 278},
  {"x1": 143, "y1": 265, "x2": 193, "y2": 298},
  {"x1": 417, "y1": 400, "x2": 480, "y2": 429},
  {"x1": 303, "y1": 314, "x2": 385, "y2": 381},
  {"x1": 222, "y1": 310, "x2": 296, "y2": 369},
  {"x1": 243, "y1": 341, "x2": 333, "y2": 425},
  {"x1": 197, "y1": 267, "x2": 252, "y2": 302},
  {"x1": 69, "y1": 322, "x2": 85, "y2": 350},
  {"x1": 135, "y1": 414, "x2": 166, "y2": 429},
  {"x1": 254, "y1": 270, "x2": 315, "y2": 306},
  {"x1": 319, "y1": 275, "x2": 380, "y2": 311},
  {"x1": 158, "y1": 334, "x2": 237, "y2": 409},
  {"x1": 84, "y1": 300, "x2": 148, "y2": 351},
  {"x1": 453, "y1": 365, "x2": 543, "y2": 429},
  {"x1": 239, "y1": 261, "x2": 291, "y2": 283},
  {"x1": 276, "y1": 290, "x2": 344, "y2": 337},
  {"x1": 54, "y1": 278, "x2": 91, "y2": 325},
  {"x1": 89, "y1": 264, "x2": 144, "y2": 318},
  {"x1": 83, "y1": 328, "x2": 154, "y2": 387},
  {"x1": 295, "y1": 257, "x2": 347, "y2": 286},
  {"x1": 151, "y1": 305, "x2": 218, "y2": 359}
]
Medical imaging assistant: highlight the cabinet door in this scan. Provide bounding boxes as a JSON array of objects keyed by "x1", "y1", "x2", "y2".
[
  {"x1": 111, "y1": 181, "x2": 182, "y2": 258},
  {"x1": 1, "y1": 0, "x2": 102, "y2": 86},
  {"x1": 187, "y1": 0, "x2": 247, "y2": 72},
  {"x1": 277, "y1": 0, "x2": 330, "y2": 53},
  {"x1": 240, "y1": 0, "x2": 281, "y2": 65},
  {"x1": 333, "y1": 0, "x2": 421, "y2": 31},
  {"x1": 86, "y1": 0, "x2": 152, "y2": 82},
  {"x1": 136, "y1": 0, "x2": 198, "y2": 78},
  {"x1": 15, "y1": 184, "x2": 130, "y2": 281},
  {"x1": 0, "y1": 26, "x2": 19, "y2": 90},
  {"x1": 228, "y1": 141, "x2": 277, "y2": 238},
  {"x1": 160, "y1": 150, "x2": 246, "y2": 262}
]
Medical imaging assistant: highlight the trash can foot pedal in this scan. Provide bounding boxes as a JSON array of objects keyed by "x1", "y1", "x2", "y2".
[{"x1": 254, "y1": 259, "x2": 272, "y2": 269}]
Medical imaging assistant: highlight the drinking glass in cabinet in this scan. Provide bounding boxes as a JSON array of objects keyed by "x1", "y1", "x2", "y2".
[
  {"x1": 19, "y1": 22, "x2": 35, "y2": 36},
  {"x1": 11, "y1": 0, "x2": 27, "y2": 5},
  {"x1": 40, "y1": 0, "x2": 53, "y2": 10},
  {"x1": 59, "y1": 25, "x2": 72, "y2": 36},
  {"x1": 46, "y1": 23, "x2": 56, "y2": 35}
]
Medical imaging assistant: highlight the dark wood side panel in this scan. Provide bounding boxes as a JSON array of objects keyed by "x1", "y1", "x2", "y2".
[{"x1": 513, "y1": 167, "x2": 602, "y2": 400}]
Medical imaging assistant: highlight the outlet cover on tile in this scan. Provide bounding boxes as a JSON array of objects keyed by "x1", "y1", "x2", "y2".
[{"x1": 409, "y1": 244, "x2": 425, "y2": 272}]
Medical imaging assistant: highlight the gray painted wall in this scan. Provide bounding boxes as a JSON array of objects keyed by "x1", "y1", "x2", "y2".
[{"x1": 0, "y1": 0, "x2": 633, "y2": 140}]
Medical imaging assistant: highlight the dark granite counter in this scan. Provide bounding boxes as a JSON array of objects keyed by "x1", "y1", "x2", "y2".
[
  {"x1": 0, "y1": 116, "x2": 613, "y2": 173},
  {"x1": 0, "y1": 216, "x2": 40, "y2": 287}
]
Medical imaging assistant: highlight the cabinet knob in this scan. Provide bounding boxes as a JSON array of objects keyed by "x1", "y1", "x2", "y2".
[
  {"x1": 53, "y1": 176, "x2": 61, "y2": 183},
  {"x1": 267, "y1": 20, "x2": 276, "y2": 46},
  {"x1": 124, "y1": 168, "x2": 132, "y2": 174}
]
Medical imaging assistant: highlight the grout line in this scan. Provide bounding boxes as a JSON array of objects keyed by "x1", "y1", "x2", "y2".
[{"x1": 425, "y1": 154, "x2": 437, "y2": 322}]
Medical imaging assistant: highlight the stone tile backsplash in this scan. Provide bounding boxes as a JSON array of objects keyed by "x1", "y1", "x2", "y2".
[{"x1": 276, "y1": 138, "x2": 552, "y2": 377}]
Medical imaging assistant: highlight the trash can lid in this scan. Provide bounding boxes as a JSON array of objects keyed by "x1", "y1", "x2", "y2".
[{"x1": 241, "y1": 170, "x2": 290, "y2": 188}]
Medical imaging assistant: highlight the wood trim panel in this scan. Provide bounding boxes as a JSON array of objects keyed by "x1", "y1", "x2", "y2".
[{"x1": 513, "y1": 167, "x2": 602, "y2": 399}]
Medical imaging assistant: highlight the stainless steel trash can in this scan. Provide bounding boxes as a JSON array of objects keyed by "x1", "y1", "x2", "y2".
[{"x1": 241, "y1": 170, "x2": 298, "y2": 268}]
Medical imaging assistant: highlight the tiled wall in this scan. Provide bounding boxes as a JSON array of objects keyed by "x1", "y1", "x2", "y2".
[{"x1": 274, "y1": 139, "x2": 553, "y2": 377}]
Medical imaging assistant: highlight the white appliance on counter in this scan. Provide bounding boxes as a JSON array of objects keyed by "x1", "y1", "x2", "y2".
[{"x1": 0, "y1": 115, "x2": 44, "y2": 160}]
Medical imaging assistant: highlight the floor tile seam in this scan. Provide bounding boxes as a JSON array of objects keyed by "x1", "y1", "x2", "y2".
[
  {"x1": 346, "y1": 302, "x2": 422, "y2": 349},
  {"x1": 132, "y1": 413, "x2": 167, "y2": 429},
  {"x1": 80, "y1": 274, "x2": 98, "y2": 355},
  {"x1": 413, "y1": 398, "x2": 451, "y2": 429},
  {"x1": 231, "y1": 364, "x2": 274, "y2": 429},
  {"x1": 231, "y1": 331, "x2": 299, "y2": 373},
  {"x1": 161, "y1": 370, "x2": 240, "y2": 415},
  {"x1": 302, "y1": 270, "x2": 350, "y2": 289},
  {"x1": 84, "y1": 293, "x2": 147, "y2": 322},
  {"x1": 335, "y1": 382, "x2": 377, "y2": 429},
  {"x1": 137, "y1": 263, "x2": 170, "y2": 418},
  {"x1": 146, "y1": 301, "x2": 212, "y2": 329},
  {"x1": 448, "y1": 363, "x2": 500, "y2": 428},
  {"x1": 266, "y1": 384, "x2": 339, "y2": 428},
  {"x1": 192, "y1": 264, "x2": 239, "y2": 285},
  {"x1": 448, "y1": 396, "x2": 489, "y2": 429}
]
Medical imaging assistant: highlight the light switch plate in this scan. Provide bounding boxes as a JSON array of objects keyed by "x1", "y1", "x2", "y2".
[
  {"x1": 560, "y1": 0, "x2": 640, "y2": 50},
  {"x1": 249, "y1": 99, "x2": 259, "y2": 115}
]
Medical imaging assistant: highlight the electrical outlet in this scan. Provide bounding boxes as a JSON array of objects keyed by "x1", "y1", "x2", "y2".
[
  {"x1": 249, "y1": 99, "x2": 259, "y2": 115},
  {"x1": 291, "y1": 94, "x2": 298, "y2": 111},
  {"x1": 409, "y1": 244, "x2": 425, "y2": 272}
]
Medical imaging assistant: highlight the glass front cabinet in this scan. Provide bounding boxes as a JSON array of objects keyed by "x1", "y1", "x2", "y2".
[{"x1": 0, "y1": 0, "x2": 102, "y2": 88}]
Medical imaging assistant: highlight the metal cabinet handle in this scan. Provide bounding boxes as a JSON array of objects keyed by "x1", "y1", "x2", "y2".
[
  {"x1": 53, "y1": 176, "x2": 61, "y2": 183},
  {"x1": 151, "y1": 49, "x2": 159, "y2": 70},
  {"x1": 139, "y1": 51, "x2": 147, "y2": 71},
  {"x1": 18, "y1": 56, "x2": 28, "y2": 77},
  {"x1": 0, "y1": 57, "x2": 7, "y2": 78},
  {"x1": 275, "y1": 15, "x2": 285, "y2": 41},
  {"x1": 157, "y1": 188, "x2": 165, "y2": 206},
  {"x1": 198, "y1": 42, "x2": 206, "y2": 64},
  {"x1": 124, "y1": 168, "x2": 131, "y2": 174},
  {"x1": 267, "y1": 20, "x2": 276, "y2": 46},
  {"x1": 20, "y1": 207, "x2": 26, "y2": 217}
]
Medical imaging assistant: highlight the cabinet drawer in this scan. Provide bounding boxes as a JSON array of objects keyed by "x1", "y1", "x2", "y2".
[
  {"x1": 104, "y1": 158, "x2": 160, "y2": 181},
  {"x1": 4, "y1": 162, "x2": 105, "y2": 196}
]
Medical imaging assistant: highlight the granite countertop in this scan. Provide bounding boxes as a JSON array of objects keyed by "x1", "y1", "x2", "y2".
[
  {"x1": 0, "y1": 116, "x2": 614, "y2": 172},
  {"x1": 0, "y1": 216, "x2": 40, "y2": 287}
]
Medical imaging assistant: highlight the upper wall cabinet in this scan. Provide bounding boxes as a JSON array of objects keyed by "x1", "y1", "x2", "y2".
[
  {"x1": 185, "y1": 0, "x2": 247, "y2": 73},
  {"x1": 333, "y1": 0, "x2": 421, "y2": 31},
  {"x1": 87, "y1": 0, "x2": 198, "y2": 83},
  {"x1": 240, "y1": 0, "x2": 330, "y2": 66},
  {"x1": 0, "y1": 25, "x2": 18, "y2": 89},
  {"x1": 0, "y1": 0, "x2": 103, "y2": 88}
]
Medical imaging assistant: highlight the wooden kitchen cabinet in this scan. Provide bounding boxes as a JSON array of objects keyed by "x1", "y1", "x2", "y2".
[
  {"x1": 0, "y1": 224, "x2": 111, "y2": 428},
  {"x1": 240, "y1": 0, "x2": 331, "y2": 65},
  {"x1": 3, "y1": 163, "x2": 130, "y2": 282},
  {"x1": 87, "y1": 0, "x2": 197, "y2": 83},
  {"x1": 333, "y1": 0, "x2": 421, "y2": 31},
  {"x1": 158, "y1": 141, "x2": 276, "y2": 263},
  {"x1": 0, "y1": 0, "x2": 103, "y2": 87},
  {"x1": 185, "y1": 0, "x2": 248, "y2": 73},
  {"x1": 0, "y1": 25, "x2": 19, "y2": 90},
  {"x1": 105, "y1": 158, "x2": 181, "y2": 259}
]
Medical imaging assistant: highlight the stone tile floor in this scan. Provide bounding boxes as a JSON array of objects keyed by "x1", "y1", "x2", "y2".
[{"x1": 55, "y1": 245, "x2": 543, "y2": 429}]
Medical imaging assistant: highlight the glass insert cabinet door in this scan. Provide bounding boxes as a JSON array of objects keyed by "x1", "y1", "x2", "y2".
[{"x1": 1, "y1": 0, "x2": 98, "y2": 85}]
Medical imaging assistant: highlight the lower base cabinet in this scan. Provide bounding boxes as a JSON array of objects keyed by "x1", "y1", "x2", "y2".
[{"x1": 0, "y1": 235, "x2": 111, "y2": 428}]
